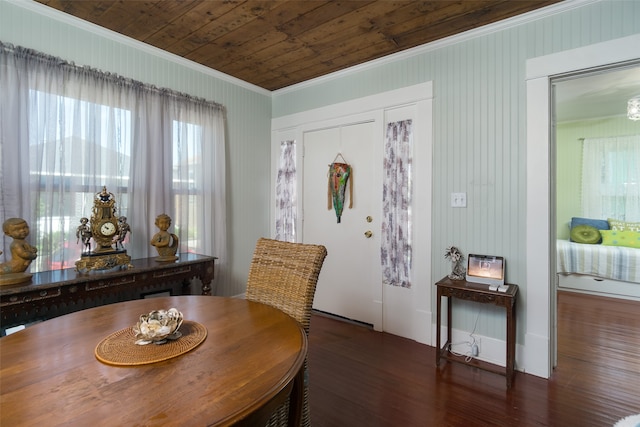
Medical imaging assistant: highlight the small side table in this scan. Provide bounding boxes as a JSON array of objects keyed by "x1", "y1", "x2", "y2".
[{"x1": 435, "y1": 276, "x2": 519, "y2": 388}]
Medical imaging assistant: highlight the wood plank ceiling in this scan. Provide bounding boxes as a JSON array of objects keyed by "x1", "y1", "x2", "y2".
[{"x1": 35, "y1": 0, "x2": 561, "y2": 91}]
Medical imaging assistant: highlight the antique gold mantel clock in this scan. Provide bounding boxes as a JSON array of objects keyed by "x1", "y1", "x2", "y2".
[{"x1": 75, "y1": 186, "x2": 132, "y2": 273}]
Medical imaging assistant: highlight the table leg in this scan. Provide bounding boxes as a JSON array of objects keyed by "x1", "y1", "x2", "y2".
[
  {"x1": 446, "y1": 295, "x2": 452, "y2": 360},
  {"x1": 436, "y1": 289, "x2": 442, "y2": 366},
  {"x1": 287, "y1": 363, "x2": 305, "y2": 427},
  {"x1": 201, "y1": 281, "x2": 212, "y2": 296},
  {"x1": 201, "y1": 260, "x2": 216, "y2": 295},
  {"x1": 506, "y1": 300, "x2": 516, "y2": 388}
]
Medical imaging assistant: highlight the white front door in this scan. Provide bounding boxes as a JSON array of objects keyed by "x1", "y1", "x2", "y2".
[{"x1": 302, "y1": 120, "x2": 383, "y2": 329}]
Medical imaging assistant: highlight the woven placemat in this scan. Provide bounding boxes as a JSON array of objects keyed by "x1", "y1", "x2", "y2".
[{"x1": 95, "y1": 320, "x2": 207, "y2": 366}]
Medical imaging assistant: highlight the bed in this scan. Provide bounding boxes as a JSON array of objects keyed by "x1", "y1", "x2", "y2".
[{"x1": 556, "y1": 240, "x2": 640, "y2": 300}]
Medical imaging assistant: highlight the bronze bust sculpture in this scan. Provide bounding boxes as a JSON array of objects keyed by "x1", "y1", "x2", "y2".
[
  {"x1": 150, "y1": 213, "x2": 179, "y2": 262},
  {"x1": 0, "y1": 218, "x2": 38, "y2": 285}
]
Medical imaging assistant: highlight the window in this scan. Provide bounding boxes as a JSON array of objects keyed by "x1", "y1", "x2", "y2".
[
  {"x1": 1, "y1": 43, "x2": 226, "y2": 274},
  {"x1": 582, "y1": 136, "x2": 640, "y2": 221},
  {"x1": 274, "y1": 140, "x2": 297, "y2": 242},
  {"x1": 172, "y1": 119, "x2": 205, "y2": 250},
  {"x1": 28, "y1": 90, "x2": 133, "y2": 270},
  {"x1": 381, "y1": 119, "x2": 413, "y2": 288}
]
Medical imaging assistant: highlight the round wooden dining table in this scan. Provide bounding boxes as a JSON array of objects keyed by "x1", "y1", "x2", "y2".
[{"x1": 0, "y1": 295, "x2": 307, "y2": 427}]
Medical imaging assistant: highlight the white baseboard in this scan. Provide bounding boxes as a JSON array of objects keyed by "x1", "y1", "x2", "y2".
[
  {"x1": 521, "y1": 332, "x2": 550, "y2": 378},
  {"x1": 414, "y1": 308, "x2": 432, "y2": 345}
]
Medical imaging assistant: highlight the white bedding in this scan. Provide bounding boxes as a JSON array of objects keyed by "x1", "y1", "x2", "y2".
[{"x1": 556, "y1": 240, "x2": 640, "y2": 283}]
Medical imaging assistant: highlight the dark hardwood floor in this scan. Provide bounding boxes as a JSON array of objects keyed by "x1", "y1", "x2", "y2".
[{"x1": 307, "y1": 291, "x2": 640, "y2": 426}]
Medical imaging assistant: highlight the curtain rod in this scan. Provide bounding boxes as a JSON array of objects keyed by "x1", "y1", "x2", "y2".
[{"x1": 0, "y1": 41, "x2": 225, "y2": 111}]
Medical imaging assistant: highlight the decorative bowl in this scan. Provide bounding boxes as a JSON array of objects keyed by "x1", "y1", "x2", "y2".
[{"x1": 133, "y1": 308, "x2": 183, "y2": 345}]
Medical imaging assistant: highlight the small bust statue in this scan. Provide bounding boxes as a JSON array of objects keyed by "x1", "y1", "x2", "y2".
[
  {"x1": 0, "y1": 217, "x2": 38, "y2": 285},
  {"x1": 150, "y1": 213, "x2": 179, "y2": 262}
]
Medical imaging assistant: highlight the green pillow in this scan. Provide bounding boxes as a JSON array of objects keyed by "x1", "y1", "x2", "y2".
[
  {"x1": 600, "y1": 230, "x2": 640, "y2": 248},
  {"x1": 608, "y1": 218, "x2": 640, "y2": 232},
  {"x1": 570, "y1": 224, "x2": 601, "y2": 244}
]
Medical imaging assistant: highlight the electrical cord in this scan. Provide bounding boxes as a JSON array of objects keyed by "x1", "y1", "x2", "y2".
[
  {"x1": 446, "y1": 342, "x2": 474, "y2": 362},
  {"x1": 446, "y1": 310, "x2": 481, "y2": 363}
]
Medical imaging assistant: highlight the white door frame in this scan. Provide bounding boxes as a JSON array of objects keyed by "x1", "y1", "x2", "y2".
[
  {"x1": 525, "y1": 34, "x2": 640, "y2": 379},
  {"x1": 271, "y1": 82, "x2": 434, "y2": 343}
]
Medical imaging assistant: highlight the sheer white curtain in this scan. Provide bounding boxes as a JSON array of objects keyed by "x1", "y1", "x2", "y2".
[
  {"x1": 274, "y1": 140, "x2": 297, "y2": 242},
  {"x1": 582, "y1": 136, "x2": 640, "y2": 221},
  {"x1": 381, "y1": 119, "x2": 413, "y2": 288},
  {"x1": 0, "y1": 43, "x2": 226, "y2": 284}
]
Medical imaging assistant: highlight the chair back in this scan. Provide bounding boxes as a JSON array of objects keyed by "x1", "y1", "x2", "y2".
[{"x1": 246, "y1": 238, "x2": 327, "y2": 333}]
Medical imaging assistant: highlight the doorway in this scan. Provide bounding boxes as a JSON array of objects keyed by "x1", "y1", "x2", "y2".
[
  {"x1": 525, "y1": 33, "x2": 640, "y2": 378},
  {"x1": 552, "y1": 64, "x2": 640, "y2": 368},
  {"x1": 271, "y1": 82, "x2": 434, "y2": 343}
]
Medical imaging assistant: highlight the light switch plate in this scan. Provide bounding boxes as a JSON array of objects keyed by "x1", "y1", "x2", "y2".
[{"x1": 451, "y1": 192, "x2": 467, "y2": 208}]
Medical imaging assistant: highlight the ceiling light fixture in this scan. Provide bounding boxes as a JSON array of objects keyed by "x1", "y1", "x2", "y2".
[{"x1": 628, "y1": 97, "x2": 640, "y2": 121}]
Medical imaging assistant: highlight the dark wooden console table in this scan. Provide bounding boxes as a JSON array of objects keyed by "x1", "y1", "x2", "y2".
[
  {"x1": 0, "y1": 253, "x2": 215, "y2": 335},
  {"x1": 435, "y1": 276, "x2": 518, "y2": 388}
]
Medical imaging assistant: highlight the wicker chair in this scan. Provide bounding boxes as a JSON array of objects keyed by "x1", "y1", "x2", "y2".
[{"x1": 246, "y1": 238, "x2": 328, "y2": 427}]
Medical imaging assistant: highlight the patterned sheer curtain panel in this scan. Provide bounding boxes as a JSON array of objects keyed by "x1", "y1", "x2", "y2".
[
  {"x1": 381, "y1": 120, "x2": 413, "y2": 288},
  {"x1": 582, "y1": 136, "x2": 640, "y2": 221},
  {"x1": 0, "y1": 42, "x2": 227, "y2": 284},
  {"x1": 275, "y1": 140, "x2": 297, "y2": 242}
]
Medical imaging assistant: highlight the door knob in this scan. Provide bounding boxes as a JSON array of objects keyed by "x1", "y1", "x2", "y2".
[{"x1": 364, "y1": 230, "x2": 373, "y2": 238}]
